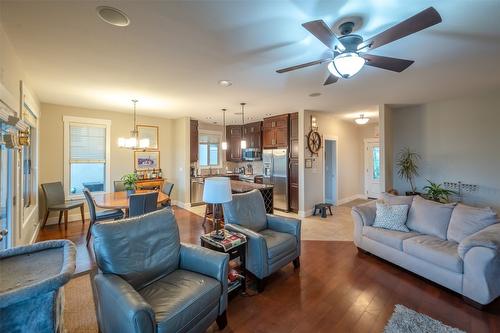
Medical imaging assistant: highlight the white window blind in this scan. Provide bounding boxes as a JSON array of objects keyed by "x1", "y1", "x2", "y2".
[{"x1": 70, "y1": 124, "x2": 106, "y2": 161}]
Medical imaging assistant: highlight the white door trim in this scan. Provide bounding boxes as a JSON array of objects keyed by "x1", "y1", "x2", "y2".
[
  {"x1": 364, "y1": 138, "x2": 381, "y2": 198},
  {"x1": 322, "y1": 136, "x2": 339, "y2": 204}
]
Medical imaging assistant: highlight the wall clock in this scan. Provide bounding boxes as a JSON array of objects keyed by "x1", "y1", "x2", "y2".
[{"x1": 306, "y1": 130, "x2": 321, "y2": 155}]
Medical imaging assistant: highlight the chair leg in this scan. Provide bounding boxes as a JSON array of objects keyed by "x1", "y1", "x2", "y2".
[
  {"x1": 86, "y1": 223, "x2": 92, "y2": 246},
  {"x1": 58, "y1": 211, "x2": 63, "y2": 225},
  {"x1": 216, "y1": 311, "x2": 227, "y2": 329},
  {"x1": 328, "y1": 206, "x2": 333, "y2": 215},
  {"x1": 293, "y1": 257, "x2": 300, "y2": 269},
  {"x1": 80, "y1": 205, "x2": 85, "y2": 224},
  {"x1": 42, "y1": 210, "x2": 50, "y2": 228},
  {"x1": 64, "y1": 210, "x2": 68, "y2": 230}
]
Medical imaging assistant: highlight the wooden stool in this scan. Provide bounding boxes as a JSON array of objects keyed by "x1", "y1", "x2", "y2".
[{"x1": 313, "y1": 203, "x2": 334, "y2": 218}]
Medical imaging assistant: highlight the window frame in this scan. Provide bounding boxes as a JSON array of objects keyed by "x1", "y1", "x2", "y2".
[
  {"x1": 63, "y1": 116, "x2": 111, "y2": 200},
  {"x1": 198, "y1": 129, "x2": 222, "y2": 169}
]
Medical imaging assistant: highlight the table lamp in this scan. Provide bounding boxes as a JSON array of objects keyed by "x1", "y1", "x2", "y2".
[{"x1": 203, "y1": 177, "x2": 232, "y2": 240}]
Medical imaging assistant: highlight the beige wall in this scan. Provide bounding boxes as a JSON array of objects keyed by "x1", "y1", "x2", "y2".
[
  {"x1": 391, "y1": 91, "x2": 500, "y2": 211},
  {"x1": 39, "y1": 103, "x2": 191, "y2": 216},
  {"x1": 301, "y1": 110, "x2": 375, "y2": 215}
]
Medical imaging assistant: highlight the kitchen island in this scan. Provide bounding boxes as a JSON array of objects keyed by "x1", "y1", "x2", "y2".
[{"x1": 230, "y1": 180, "x2": 274, "y2": 214}]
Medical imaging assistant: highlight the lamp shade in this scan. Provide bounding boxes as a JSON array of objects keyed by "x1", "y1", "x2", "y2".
[{"x1": 203, "y1": 177, "x2": 232, "y2": 203}]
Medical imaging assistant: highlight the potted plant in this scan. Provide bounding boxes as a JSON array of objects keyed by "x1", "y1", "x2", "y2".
[
  {"x1": 121, "y1": 173, "x2": 138, "y2": 196},
  {"x1": 396, "y1": 147, "x2": 421, "y2": 195},
  {"x1": 423, "y1": 180, "x2": 456, "y2": 203}
]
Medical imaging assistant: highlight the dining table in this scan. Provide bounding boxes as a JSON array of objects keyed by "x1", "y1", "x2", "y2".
[{"x1": 92, "y1": 190, "x2": 170, "y2": 210}]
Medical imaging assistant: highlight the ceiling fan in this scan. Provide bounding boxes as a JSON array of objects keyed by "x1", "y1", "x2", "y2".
[{"x1": 276, "y1": 7, "x2": 442, "y2": 85}]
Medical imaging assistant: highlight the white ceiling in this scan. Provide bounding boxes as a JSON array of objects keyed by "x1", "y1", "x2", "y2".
[{"x1": 1, "y1": 0, "x2": 500, "y2": 124}]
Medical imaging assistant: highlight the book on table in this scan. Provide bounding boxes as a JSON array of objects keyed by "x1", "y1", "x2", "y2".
[{"x1": 201, "y1": 229, "x2": 247, "y2": 251}]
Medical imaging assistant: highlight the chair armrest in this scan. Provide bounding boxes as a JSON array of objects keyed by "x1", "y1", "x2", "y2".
[
  {"x1": 351, "y1": 201, "x2": 377, "y2": 227},
  {"x1": 267, "y1": 214, "x2": 301, "y2": 237},
  {"x1": 225, "y1": 224, "x2": 268, "y2": 279},
  {"x1": 94, "y1": 274, "x2": 155, "y2": 333},
  {"x1": 179, "y1": 243, "x2": 229, "y2": 284},
  {"x1": 458, "y1": 223, "x2": 500, "y2": 259}
]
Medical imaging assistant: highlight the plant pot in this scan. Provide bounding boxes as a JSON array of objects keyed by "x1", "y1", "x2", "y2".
[
  {"x1": 126, "y1": 189, "x2": 135, "y2": 197},
  {"x1": 405, "y1": 191, "x2": 421, "y2": 196}
]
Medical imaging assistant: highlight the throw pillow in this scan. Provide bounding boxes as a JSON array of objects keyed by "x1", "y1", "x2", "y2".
[
  {"x1": 447, "y1": 204, "x2": 498, "y2": 243},
  {"x1": 406, "y1": 196, "x2": 456, "y2": 240},
  {"x1": 381, "y1": 192, "x2": 415, "y2": 206},
  {"x1": 373, "y1": 202, "x2": 410, "y2": 232}
]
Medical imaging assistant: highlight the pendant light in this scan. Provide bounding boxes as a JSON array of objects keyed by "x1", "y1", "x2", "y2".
[
  {"x1": 118, "y1": 99, "x2": 150, "y2": 149},
  {"x1": 221, "y1": 108, "x2": 228, "y2": 150},
  {"x1": 354, "y1": 114, "x2": 369, "y2": 125},
  {"x1": 240, "y1": 103, "x2": 247, "y2": 149}
]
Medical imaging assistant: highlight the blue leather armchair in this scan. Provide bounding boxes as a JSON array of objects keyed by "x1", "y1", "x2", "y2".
[
  {"x1": 222, "y1": 190, "x2": 301, "y2": 291},
  {"x1": 91, "y1": 208, "x2": 229, "y2": 333}
]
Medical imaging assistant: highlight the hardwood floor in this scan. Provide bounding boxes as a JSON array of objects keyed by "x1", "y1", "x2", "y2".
[{"x1": 37, "y1": 206, "x2": 500, "y2": 332}]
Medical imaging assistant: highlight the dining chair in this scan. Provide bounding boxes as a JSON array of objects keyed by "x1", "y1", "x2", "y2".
[
  {"x1": 113, "y1": 180, "x2": 126, "y2": 192},
  {"x1": 128, "y1": 192, "x2": 159, "y2": 217},
  {"x1": 161, "y1": 182, "x2": 174, "y2": 207},
  {"x1": 83, "y1": 189, "x2": 124, "y2": 245},
  {"x1": 41, "y1": 182, "x2": 85, "y2": 230}
]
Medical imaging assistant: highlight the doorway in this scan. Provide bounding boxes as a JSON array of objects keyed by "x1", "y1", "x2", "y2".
[
  {"x1": 364, "y1": 138, "x2": 381, "y2": 199},
  {"x1": 324, "y1": 139, "x2": 338, "y2": 205}
]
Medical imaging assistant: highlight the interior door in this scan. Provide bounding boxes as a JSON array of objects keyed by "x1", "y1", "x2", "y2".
[
  {"x1": 365, "y1": 140, "x2": 381, "y2": 199},
  {"x1": 0, "y1": 126, "x2": 14, "y2": 250}
]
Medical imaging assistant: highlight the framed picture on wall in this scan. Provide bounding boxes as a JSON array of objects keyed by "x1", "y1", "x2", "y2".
[
  {"x1": 305, "y1": 158, "x2": 313, "y2": 169},
  {"x1": 134, "y1": 151, "x2": 160, "y2": 170},
  {"x1": 136, "y1": 125, "x2": 159, "y2": 150}
]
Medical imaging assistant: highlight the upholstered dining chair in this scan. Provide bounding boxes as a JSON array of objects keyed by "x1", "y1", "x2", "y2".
[
  {"x1": 222, "y1": 189, "x2": 301, "y2": 292},
  {"x1": 91, "y1": 208, "x2": 229, "y2": 333},
  {"x1": 113, "y1": 180, "x2": 126, "y2": 192},
  {"x1": 161, "y1": 182, "x2": 174, "y2": 207},
  {"x1": 128, "y1": 192, "x2": 159, "y2": 217},
  {"x1": 83, "y1": 189, "x2": 124, "y2": 245},
  {"x1": 41, "y1": 182, "x2": 84, "y2": 230}
]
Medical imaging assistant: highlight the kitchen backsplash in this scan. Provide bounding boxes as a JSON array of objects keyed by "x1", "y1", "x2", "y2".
[{"x1": 226, "y1": 161, "x2": 263, "y2": 175}]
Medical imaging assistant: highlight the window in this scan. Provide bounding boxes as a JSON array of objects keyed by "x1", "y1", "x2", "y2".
[
  {"x1": 372, "y1": 146, "x2": 380, "y2": 180},
  {"x1": 198, "y1": 131, "x2": 221, "y2": 167},
  {"x1": 64, "y1": 117, "x2": 111, "y2": 198}
]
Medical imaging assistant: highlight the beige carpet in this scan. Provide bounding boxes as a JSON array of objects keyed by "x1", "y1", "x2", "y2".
[
  {"x1": 186, "y1": 200, "x2": 369, "y2": 241},
  {"x1": 64, "y1": 274, "x2": 98, "y2": 333}
]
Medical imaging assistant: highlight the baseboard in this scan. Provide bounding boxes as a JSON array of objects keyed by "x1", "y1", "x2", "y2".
[
  {"x1": 337, "y1": 194, "x2": 367, "y2": 205},
  {"x1": 298, "y1": 209, "x2": 314, "y2": 218},
  {"x1": 172, "y1": 201, "x2": 191, "y2": 209}
]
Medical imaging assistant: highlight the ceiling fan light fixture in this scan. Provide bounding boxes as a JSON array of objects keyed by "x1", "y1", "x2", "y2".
[
  {"x1": 328, "y1": 52, "x2": 365, "y2": 78},
  {"x1": 355, "y1": 114, "x2": 369, "y2": 125}
]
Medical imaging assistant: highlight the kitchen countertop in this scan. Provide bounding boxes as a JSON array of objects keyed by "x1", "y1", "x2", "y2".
[
  {"x1": 230, "y1": 180, "x2": 273, "y2": 193},
  {"x1": 192, "y1": 174, "x2": 262, "y2": 179}
]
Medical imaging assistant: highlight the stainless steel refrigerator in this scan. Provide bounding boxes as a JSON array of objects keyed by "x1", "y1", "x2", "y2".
[{"x1": 263, "y1": 148, "x2": 288, "y2": 211}]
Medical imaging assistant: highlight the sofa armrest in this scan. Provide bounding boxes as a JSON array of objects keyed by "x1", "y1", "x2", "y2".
[
  {"x1": 458, "y1": 223, "x2": 500, "y2": 259},
  {"x1": 225, "y1": 224, "x2": 268, "y2": 279},
  {"x1": 267, "y1": 214, "x2": 301, "y2": 237},
  {"x1": 351, "y1": 201, "x2": 377, "y2": 227},
  {"x1": 94, "y1": 274, "x2": 155, "y2": 333}
]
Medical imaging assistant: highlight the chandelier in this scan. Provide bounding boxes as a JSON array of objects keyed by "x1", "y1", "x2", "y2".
[{"x1": 118, "y1": 99, "x2": 150, "y2": 149}]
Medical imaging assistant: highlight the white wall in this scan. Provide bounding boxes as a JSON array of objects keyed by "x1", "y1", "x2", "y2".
[{"x1": 391, "y1": 91, "x2": 500, "y2": 211}]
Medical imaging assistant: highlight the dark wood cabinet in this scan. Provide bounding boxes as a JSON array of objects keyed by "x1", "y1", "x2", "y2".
[
  {"x1": 289, "y1": 113, "x2": 299, "y2": 212},
  {"x1": 243, "y1": 121, "x2": 262, "y2": 150},
  {"x1": 262, "y1": 114, "x2": 289, "y2": 148},
  {"x1": 226, "y1": 125, "x2": 242, "y2": 162},
  {"x1": 190, "y1": 119, "x2": 198, "y2": 163}
]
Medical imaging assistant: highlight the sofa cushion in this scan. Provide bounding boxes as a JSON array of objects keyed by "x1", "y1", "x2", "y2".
[
  {"x1": 381, "y1": 192, "x2": 415, "y2": 206},
  {"x1": 138, "y1": 269, "x2": 221, "y2": 333},
  {"x1": 447, "y1": 204, "x2": 498, "y2": 243},
  {"x1": 363, "y1": 226, "x2": 420, "y2": 250},
  {"x1": 260, "y1": 229, "x2": 297, "y2": 263},
  {"x1": 403, "y1": 235, "x2": 462, "y2": 273},
  {"x1": 373, "y1": 202, "x2": 410, "y2": 232},
  {"x1": 406, "y1": 196, "x2": 456, "y2": 240}
]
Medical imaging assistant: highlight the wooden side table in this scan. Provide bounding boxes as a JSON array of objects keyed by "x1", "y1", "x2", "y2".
[{"x1": 200, "y1": 231, "x2": 247, "y2": 296}]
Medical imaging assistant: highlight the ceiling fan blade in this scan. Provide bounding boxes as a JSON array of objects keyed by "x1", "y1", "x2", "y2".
[
  {"x1": 359, "y1": 7, "x2": 442, "y2": 51},
  {"x1": 361, "y1": 54, "x2": 414, "y2": 72},
  {"x1": 324, "y1": 74, "x2": 338, "y2": 85},
  {"x1": 302, "y1": 20, "x2": 345, "y2": 50},
  {"x1": 276, "y1": 58, "x2": 332, "y2": 73}
]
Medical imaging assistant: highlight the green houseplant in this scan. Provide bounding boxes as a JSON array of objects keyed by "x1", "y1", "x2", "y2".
[
  {"x1": 396, "y1": 147, "x2": 421, "y2": 195},
  {"x1": 423, "y1": 180, "x2": 456, "y2": 203},
  {"x1": 121, "y1": 173, "x2": 138, "y2": 195}
]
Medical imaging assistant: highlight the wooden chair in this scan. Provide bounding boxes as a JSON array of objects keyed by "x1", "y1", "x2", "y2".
[{"x1": 41, "y1": 182, "x2": 84, "y2": 230}]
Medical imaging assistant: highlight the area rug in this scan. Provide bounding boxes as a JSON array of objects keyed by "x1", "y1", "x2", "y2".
[
  {"x1": 63, "y1": 274, "x2": 98, "y2": 333},
  {"x1": 384, "y1": 304, "x2": 466, "y2": 333}
]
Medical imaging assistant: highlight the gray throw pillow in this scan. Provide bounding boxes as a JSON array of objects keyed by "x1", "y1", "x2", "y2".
[
  {"x1": 381, "y1": 192, "x2": 415, "y2": 206},
  {"x1": 373, "y1": 202, "x2": 410, "y2": 232},
  {"x1": 406, "y1": 196, "x2": 456, "y2": 240},
  {"x1": 447, "y1": 204, "x2": 498, "y2": 243}
]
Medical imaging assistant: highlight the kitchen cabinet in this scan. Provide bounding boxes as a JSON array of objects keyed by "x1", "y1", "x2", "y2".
[
  {"x1": 226, "y1": 125, "x2": 242, "y2": 162},
  {"x1": 263, "y1": 114, "x2": 289, "y2": 148},
  {"x1": 289, "y1": 112, "x2": 299, "y2": 212},
  {"x1": 190, "y1": 119, "x2": 198, "y2": 163},
  {"x1": 243, "y1": 121, "x2": 262, "y2": 150}
]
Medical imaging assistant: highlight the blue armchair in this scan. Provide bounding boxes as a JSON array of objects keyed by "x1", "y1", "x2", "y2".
[
  {"x1": 222, "y1": 190, "x2": 301, "y2": 292},
  {"x1": 91, "y1": 208, "x2": 229, "y2": 333}
]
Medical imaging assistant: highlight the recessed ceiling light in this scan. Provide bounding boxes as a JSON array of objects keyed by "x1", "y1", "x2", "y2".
[
  {"x1": 96, "y1": 6, "x2": 130, "y2": 27},
  {"x1": 309, "y1": 92, "x2": 322, "y2": 97},
  {"x1": 218, "y1": 80, "x2": 232, "y2": 87}
]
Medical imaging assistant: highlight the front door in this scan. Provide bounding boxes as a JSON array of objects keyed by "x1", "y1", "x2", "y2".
[{"x1": 365, "y1": 139, "x2": 381, "y2": 199}]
